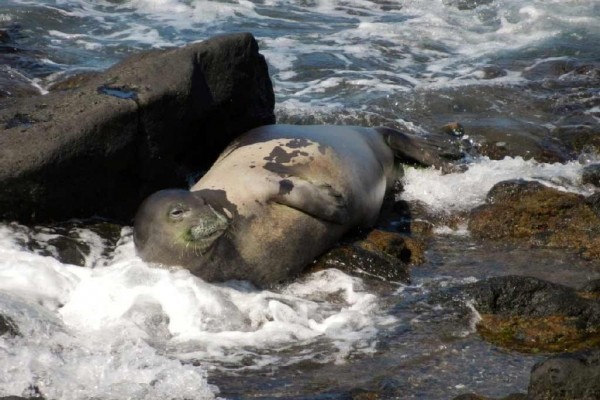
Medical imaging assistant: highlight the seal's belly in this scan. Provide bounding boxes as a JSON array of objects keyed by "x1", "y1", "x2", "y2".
[{"x1": 233, "y1": 203, "x2": 346, "y2": 284}]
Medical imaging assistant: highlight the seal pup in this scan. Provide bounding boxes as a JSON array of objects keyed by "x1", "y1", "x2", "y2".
[{"x1": 134, "y1": 124, "x2": 453, "y2": 287}]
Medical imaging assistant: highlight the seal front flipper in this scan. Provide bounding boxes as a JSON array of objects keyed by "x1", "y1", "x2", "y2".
[
  {"x1": 269, "y1": 177, "x2": 349, "y2": 224},
  {"x1": 377, "y1": 127, "x2": 461, "y2": 171}
]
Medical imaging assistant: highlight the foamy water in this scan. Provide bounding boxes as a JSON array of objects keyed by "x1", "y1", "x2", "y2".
[
  {"x1": 401, "y1": 156, "x2": 597, "y2": 212},
  {"x1": 4, "y1": 0, "x2": 599, "y2": 111},
  {"x1": 0, "y1": 224, "x2": 388, "y2": 399}
]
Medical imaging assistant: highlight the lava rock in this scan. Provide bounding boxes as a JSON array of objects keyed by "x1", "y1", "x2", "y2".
[
  {"x1": 442, "y1": 0, "x2": 494, "y2": 11},
  {"x1": 0, "y1": 397, "x2": 43, "y2": 400},
  {"x1": 0, "y1": 67, "x2": 41, "y2": 98},
  {"x1": 452, "y1": 394, "x2": 526, "y2": 400},
  {"x1": 579, "y1": 279, "x2": 600, "y2": 300},
  {"x1": 528, "y1": 349, "x2": 600, "y2": 400},
  {"x1": 10, "y1": 219, "x2": 124, "y2": 266},
  {"x1": 0, "y1": 33, "x2": 275, "y2": 223},
  {"x1": 441, "y1": 121, "x2": 466, "y2": 137},
  {"x1": 585, "y1": 193, "x2": 600, "y2": 217},
  {"x1": 0, "y1": 314, "x2": 19, "y2": 337},
  {"x1": 469, "y1": 179, "x2": 600, "y2": 260},
  {"x1": 47, "y1": 71, "x2": 102, "y2": 92},
  {"x1": 582, "y1": 164, "x2": 600, "y2": 187},
  {"x1": 308, "y1": 229, "x2": 425, "y2": 283},
  {"x1": 460, "y1": 275, "x2": 600, "y2": 353},
  {"x1": 552, "y1": 123, "x2": 600, "y2": 156}
]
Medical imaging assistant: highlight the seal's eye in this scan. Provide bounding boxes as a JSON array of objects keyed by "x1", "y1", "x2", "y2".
[{"x1": 168, "y1": 206, "x2": 187, "y2": 221}]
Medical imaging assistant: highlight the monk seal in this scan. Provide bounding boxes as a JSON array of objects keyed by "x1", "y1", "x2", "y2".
[{"x1": 134, "y1": 124, "x2": 454, "y2": 287}]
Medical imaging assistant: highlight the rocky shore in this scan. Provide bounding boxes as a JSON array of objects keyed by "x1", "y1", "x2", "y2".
[{"x1": 1, "y1": 33, "x2": 599, "y2": 400}]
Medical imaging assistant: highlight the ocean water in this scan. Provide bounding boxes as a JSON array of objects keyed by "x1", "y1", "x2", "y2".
[{"x1": 1, "y1": 0, "x2": 600, "y2": 398}]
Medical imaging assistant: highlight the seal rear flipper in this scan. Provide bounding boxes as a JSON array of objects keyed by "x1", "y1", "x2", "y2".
[
  {"x1": 377, "y1": 127, "x2": 461, "y2": 171},
  {"x1": 269, "y1": 177, "x2": 349, "y2": 224}
]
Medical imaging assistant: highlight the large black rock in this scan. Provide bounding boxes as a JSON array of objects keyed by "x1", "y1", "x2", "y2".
[
  {"x1": 0, "y1": 33, "x2": 275, "y2": 223},
  {"x1": 528, "y1": 349, "x2": 600, "y2": 400},
  {"x1": 460, "y1": 275, "x2": 600, "y2": 330}
]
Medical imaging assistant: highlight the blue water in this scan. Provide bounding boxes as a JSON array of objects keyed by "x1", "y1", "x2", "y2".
[{"x1": 3, "y1": 0, "x2": 599, "y2": 111}]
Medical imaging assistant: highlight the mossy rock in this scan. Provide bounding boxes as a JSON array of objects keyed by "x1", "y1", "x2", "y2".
[
  {"x1": 459, "y1": 276, "x2": 600, "y2": 353},
  {"x1": 477, "y1": 314, "x2": 600, "y2": 354},
  {"x1": 469, "y1": 180, "x2": 600, "y2": 260},
  {"x1": 308, "y1": 229, "x2": 425, "y2": 283}
]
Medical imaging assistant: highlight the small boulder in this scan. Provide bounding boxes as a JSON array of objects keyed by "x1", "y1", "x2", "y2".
[
  {"x1": 469, "y1": 180, "x2": 600, "y2": 260},
  {"x1": 582, "y1": 164, "x2": 600, "y2": 187},
  {"x1": 460, "y1": 276, "x2": 600, "y2": 353},
  {"x1": 528, "y1": 349, "x2": 600, "y2": 400},
  {"x1": 0, "y1": 314, "x2": 19, "y2": 337},
  {"x1": 308, "y1": 229, "x2": 425, "y2": 283},
  {"x1": 452, "y1": 394, "x2": 526, "y2": 400},
  {"x1": 579, "y1": 279, "x2": 600, "y2": 300}
]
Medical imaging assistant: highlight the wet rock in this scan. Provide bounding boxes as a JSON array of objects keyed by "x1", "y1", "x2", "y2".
[
  {"x1": 585, "y1": 193, "x2": 600, "y2": 217},
  {"x1": 0, "y1": 26, "x2": 42, "y2": 98},
  {"x1": 308, "y1": 229, "x2": 425, "y2": 283},
  {"x1": 528, "y1": 349, "x2": 600, "y2": 400},
  {"x1": 453, "y1": 394, "x2": 526, "y2": 400},
  {"x1": 11, "y1": 219, "x2": 124, "y2": 266},
  {"x1": 349, "y1": 388, "x2": 382, "y2": 400},
  {"x1": 0, "y1": 314, "x2": 19, "y2": 337},
  {"x1": 552, "y1": 121, "x2": 600, "y2": 155},
  {"x1": 387, "y1": 199, "x2": 468, "y2": 236},
  {"x1": 0, "y1": 29, "x2": 9, "y2": 43},
  {"x1": 579, "y1": 279, "x2": 600, "y2": 300},
  {"x1": 0, "y1": 66, "x2": 41, "y2": 98},
  {"x1": 47, "y1": 71, "x2": 101, "y2": 91},
  {"x1": 469, "y1": 179, "x2": 600, "y2": 260},
  {"x1": 0, "y1": 397, "x2": 43, "y2": 400},
  {"x1": 441, "y1": 121, "x2": 466, "y2": 137},
  {"x1": 467, "y1": 122, "x2": 567, "y2": 162},
  {"x1": 359, "y1": 229, "x2": 426, "y2": 265},
  {"x1": 0, "y1": 33, "x2": 275, "y2": 223},
  {"x1": 442, "y1": 0, "x2": 494, "y2": 11},
  {"x1": 582, "y1": 164, "x2": 600, "y2": 187},
  {"x1": 522, "y1": 59, "x2": 581, "y2": 81},
  {"x1": 461, "y1": 275, "x2": 600, "y2": 353},
  {"x1": 480, "y1": 66, "x2": 507, "y2": 80}
]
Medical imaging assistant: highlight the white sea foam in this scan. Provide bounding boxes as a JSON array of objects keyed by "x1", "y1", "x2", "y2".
[
  {"x1": 7, "y1": 0, "x2": 599, "y2": 107},
  {"x1": 0, "y1": 224, "x2": 385, "y2": 398},
  {"x1": 400, "y1": 156, "x2": 596, "y2": 213}
]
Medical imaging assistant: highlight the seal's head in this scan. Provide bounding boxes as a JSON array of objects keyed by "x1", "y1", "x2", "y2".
[{"x1": 134, "y1": 189, "x2": 230, "y2": 267}]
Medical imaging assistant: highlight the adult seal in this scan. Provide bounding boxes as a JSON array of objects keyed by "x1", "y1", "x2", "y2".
[{"x1": 134, "y1": 124, "x2": 453, "y2": 287}]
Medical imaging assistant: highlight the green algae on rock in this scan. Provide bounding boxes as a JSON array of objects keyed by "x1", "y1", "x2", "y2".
[
  {"x1": 469, "y1": 179, "x2": 600, "y2": 260},
  {"x1": 460, "y1": 276, "x2": 600, "y2": 353}
]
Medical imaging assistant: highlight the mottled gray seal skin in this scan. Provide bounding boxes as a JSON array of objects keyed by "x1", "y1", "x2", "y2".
[{"x1": 134, "y1": 124, "x2": 450, "y2": 287}]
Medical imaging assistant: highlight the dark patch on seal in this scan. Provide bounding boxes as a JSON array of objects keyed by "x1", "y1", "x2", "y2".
[
  {"x1": 278, "y1": 179, "x2": 294, "y2": 195},
  {"x1": 263, "y1": 161, "x2": 306, "y2": 178},
  {"x1": 286, "y1": 138, "x2": 312, "y2": 149},
  {"x1": 263, "y1": 146, "x2": 309, "y2": 164},
  {"x1": 194, "y1": 189, "x2": 239, "y2": 220}
]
